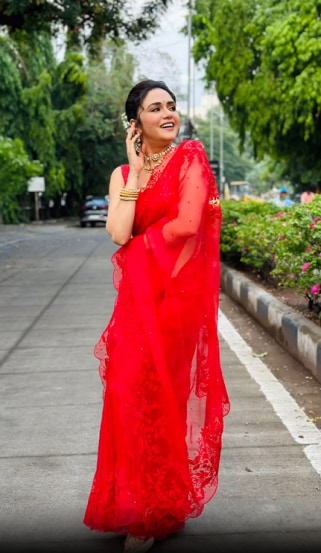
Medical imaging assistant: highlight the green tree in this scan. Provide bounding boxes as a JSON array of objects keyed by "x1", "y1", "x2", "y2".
[
  {"x1": 0, "y1": 35, "x2": 24, "y2": 137},
  {"x1": 0, "y1": 31, "x2": 87, "y2": 214},
  {"x1": 0, "y1": 1, "x2": 172, "y2": 54},
  {"x1": 52, "y1": 51, "x2": 88, "y2": 203},
  {"x1": 192, "y1": 0, "x2": 321, "y2": 186},
  {"x1": 77, "y1": 44, "x2": 137, "y2": 198},
  {"x1": 0, "y1": 135, "x2": 43, "y2": 223}
]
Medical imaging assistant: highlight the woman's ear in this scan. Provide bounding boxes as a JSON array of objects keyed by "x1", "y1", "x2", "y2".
[{"x1": 130, "y1": 119, "x2": 141, "y2": 135}]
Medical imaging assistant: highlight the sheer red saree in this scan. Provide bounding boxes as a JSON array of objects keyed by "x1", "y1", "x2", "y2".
[{"x1": 83, "y1": 140, "x2": 230, "y2": 539}]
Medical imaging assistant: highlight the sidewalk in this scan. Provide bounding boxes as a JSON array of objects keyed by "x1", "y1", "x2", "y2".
[{"x1": 1, "y1": 226, "x2": 321, "y2": 552}]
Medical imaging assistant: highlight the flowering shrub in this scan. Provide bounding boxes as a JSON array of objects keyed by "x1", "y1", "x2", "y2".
[
  {"x1": 220, "y1": 200, "x2": 280, "y2": 277},
  {"x1": 221, "y1": 195, "x2": 321, "y2": 319},
  {"x1": 234, "y1": 202, "x2": 281, "y2": 282}
]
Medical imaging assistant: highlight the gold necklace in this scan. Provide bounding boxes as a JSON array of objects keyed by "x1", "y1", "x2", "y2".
[{"x1": 143, "y1": 144, "x2": 174, "y2": 173}]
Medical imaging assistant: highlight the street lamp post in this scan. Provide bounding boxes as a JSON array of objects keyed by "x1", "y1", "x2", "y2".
[
  {"x1": 210, "y1": 84, "x2": 215, "y2": 160},
  {"x1": 219, "y1": 104, "x2": 225, "y2": 196},
  {"x1": 187, "y1": 0, "x2": 192, "y2": 120}
]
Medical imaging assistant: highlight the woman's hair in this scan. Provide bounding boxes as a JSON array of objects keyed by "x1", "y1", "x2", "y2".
[{"x1": 125, "y1": 80, "x2": 176, "y2": 122}]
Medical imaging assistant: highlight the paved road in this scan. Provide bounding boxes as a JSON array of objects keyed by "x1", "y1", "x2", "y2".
[{"x1": 1, "y1": 223, "x2": 321, "y2": 552}]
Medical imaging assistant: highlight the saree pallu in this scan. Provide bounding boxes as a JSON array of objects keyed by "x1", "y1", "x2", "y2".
[{"x1": 84, "y1": 140, "x2": 230, "y2": 539}]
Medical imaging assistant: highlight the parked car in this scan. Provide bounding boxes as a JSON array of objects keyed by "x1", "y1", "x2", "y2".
[{"x1": 79, "y1": 196, "x2": 109, "y2": 227}]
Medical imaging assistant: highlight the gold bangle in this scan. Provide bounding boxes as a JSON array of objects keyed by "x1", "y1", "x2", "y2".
[
  {"x1": 119, "y1": 187, "x2": 140, "y2": 201},
  {"x1": 121, "y1": 187, "x2": 139, "y2": 193},
  {"x1": 119, "y1": 192, "x2": 139, "y2": 199},
  {"x1": 119, "y1": 196, "x2": 138, "y2": 201}
]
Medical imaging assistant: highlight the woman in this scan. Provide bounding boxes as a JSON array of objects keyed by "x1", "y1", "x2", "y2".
[{"x1": 83, "y1": 80, "x2": 230, "y2": 553}]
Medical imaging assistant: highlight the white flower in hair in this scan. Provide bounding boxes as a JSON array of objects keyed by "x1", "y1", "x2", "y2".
[{"x1": 121, "y1": 112, "x2": 130, "y2": 132}]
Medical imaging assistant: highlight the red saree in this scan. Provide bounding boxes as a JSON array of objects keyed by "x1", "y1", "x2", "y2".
[{"x1": 83, "y1": 140, "x2": 230, "y2": 539}]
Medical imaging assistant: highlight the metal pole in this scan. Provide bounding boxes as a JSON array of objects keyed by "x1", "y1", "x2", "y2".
[
  {"x1": 193, "y1": 58, "x2": 196, "y2": 121},
  {"x1": 210, "y1": 85, "x2": 214, "y2": 160},
  {"x1": 187, "y1": 0, "x2": 192, "y2": 120},
  {"x1": 34, "y1": 192, "x2": 39, "y2": 222},
  {"x1": 210, "y1": 109, "x2": 213, "y2": 159},
  {"x1": 219, "y1": 104, "x2": 224, "y2": 196}
]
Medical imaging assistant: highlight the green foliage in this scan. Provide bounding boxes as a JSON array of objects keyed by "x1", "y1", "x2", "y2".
[
  {"x1": 192, "y1": 0, "x2": 321, "y2": 185},
  {"x1": 0, "y1": 35, "x2": 23, "y2": 137},
  {"x1": 195, "y1": 108, "x2": 255, "y2": 182},
  {"x1": 220, "y1": 201, "x2": 245, "y2": 264},
  {"x1": 270, "y1": 197, "x2": 321, "y2": 299},
  {"x1": 21, "y1": 70, "x2": 56, "y2": 169},
  {"x1": 52, "y1": 52, "x2": 88, "y2": 203},
  {"x1": 0, "y1": 27, "x2": 138, "y2": 218},
  {"x1": 77, "y1": 45, "x2": 136, "y2": 198},
  {"x1": 0, "y1": 135, "x2": 43, "y2": 223},
  {"x1": 221, "y1": 199, "x2": 280, "y2": 274},
  {"x1": 10, "y1": 29, "x2": 56, "y2": 83},
  {"x1": 0, "y1": 1, "x2": 171, "y2": 53},
  {"x1": 221, "y1": 195, "x2": 321, "y2": 317}
]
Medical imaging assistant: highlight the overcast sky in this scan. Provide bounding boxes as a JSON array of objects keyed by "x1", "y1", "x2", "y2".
[
  {"x1": 132, "y1": 0, "x2": 206, "y2": 113},
  {"x1": 53, "y1": 0, "x2": 206, "y2": 112}
]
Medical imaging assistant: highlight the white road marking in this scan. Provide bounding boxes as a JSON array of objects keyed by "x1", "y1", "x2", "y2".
[{"x1": 218, "y1": 309, "x2": 321, "y2": 476}]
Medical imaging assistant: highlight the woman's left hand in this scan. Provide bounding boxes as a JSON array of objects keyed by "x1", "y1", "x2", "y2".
[{"x1": 126, "y1": 122, "x2": 144, "y2": 176}]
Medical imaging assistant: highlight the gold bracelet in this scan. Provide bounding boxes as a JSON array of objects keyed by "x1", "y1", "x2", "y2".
[
  {"x1": 119, "y1": 187, "x2": 140, "y2": 201},
  {"x1": 119, "y1": 193, "x2": 139, "y2": 200},
  {"x1": 119, "y1": 196, "x2": 138, "y2": 201}
]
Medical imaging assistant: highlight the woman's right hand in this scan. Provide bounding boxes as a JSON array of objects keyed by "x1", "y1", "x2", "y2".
[{"x1": 126, "y1": 121, "x2": 144, "y2": 176}]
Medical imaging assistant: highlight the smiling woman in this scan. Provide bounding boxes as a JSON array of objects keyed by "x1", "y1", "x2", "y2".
[{"x1": 83, "y1": 79, "x2": 230, "y2": 553}]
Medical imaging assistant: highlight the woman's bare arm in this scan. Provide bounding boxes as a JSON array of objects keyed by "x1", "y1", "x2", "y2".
[
  {"x1": 106, "y1": 166, "x2": 140, "y2": 246},
  {"x1": 106, "y1": 121, "x2": 143, "y2": 246}
]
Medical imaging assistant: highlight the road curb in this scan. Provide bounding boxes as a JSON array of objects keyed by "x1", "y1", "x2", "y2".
[{"x1": 220, "y1": 263, "x2": 321, "y2": 385}]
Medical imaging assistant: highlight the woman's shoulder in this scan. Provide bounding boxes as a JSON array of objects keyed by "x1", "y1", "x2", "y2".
[
  {"x1": 111, "y1": 164, "x2": 129, "y2": 182},
  {"x1": 109, "y1": 165, "x2": 129, "y2": 191},
  {"x1": 176, "y1": 139, "x2": 207, "y2": 157},
  {"x1": 176, "y1": 140, "x2": 209, "y2": 166}
]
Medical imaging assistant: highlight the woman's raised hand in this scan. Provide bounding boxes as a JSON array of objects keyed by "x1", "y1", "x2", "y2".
[{"x1": 126, "y1": 121, "x2": 144, "y2": 176}]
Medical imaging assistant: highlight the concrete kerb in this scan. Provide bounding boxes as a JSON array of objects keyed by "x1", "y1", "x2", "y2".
[{"x1": 220, "y1": 263, "x2": 321, "y2": 385}]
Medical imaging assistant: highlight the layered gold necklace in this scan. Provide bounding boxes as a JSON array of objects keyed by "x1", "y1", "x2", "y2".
[{"x1": 143, "y1": 144, "x2": 174, "y2": 173}]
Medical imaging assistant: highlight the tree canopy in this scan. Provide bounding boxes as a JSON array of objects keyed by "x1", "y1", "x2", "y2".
[
  {"x1": 192, "y1": 0, "x2": 321, "y2": 186},
  {"x1": 0, "y1": 1, "x2": 186, "y2": 221},
  {"x1": 0, "y1": 27, "x2": 139, "y2": 220},
  {"x1": 77, "y1": 45, "x2": 137, "y2": 197},
  {"x1": 0, "y1": 0, "x2": 172, "y2": 53}
]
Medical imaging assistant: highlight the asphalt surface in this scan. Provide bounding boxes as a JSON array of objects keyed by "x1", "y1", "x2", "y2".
[{"x1": 1, "y1": 222, "x2": 321, "y2": 553}]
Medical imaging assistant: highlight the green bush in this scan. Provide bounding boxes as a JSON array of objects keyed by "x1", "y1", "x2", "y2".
[
  {"x1": 221, "y1": 199, "x2": 280, "y2": 276},
  {"x1": 221, "y1": 196, "x2": 321, "y2": 318},
  {"x1": 0, "y1": 135, "x2": 43, "y2": 224}
]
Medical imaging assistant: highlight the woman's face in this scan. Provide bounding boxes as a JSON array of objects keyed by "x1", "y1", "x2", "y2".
[{"x1": 136, "y1": 88, "x2": 180, "y2": 144}]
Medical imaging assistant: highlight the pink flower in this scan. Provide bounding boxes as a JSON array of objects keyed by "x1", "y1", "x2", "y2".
[
  {"x1": 311, "y1": 284, "x2": 320, "y2": 295},
  {"x1": 306, "y1": 247, "x2": 312, "y2": 253},
  {"x1": 301, "y1": 262, "x2": 310, "y2": 272},
  {"x1": 278, "y1": 235, "x2": 285, "y2": 241},
  {"x1": 310, "y1": 217, "x2": 321, "y2": 229}
]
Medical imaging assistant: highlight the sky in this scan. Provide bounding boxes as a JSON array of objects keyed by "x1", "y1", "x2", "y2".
[
  {"x1": 131, "y1": 0, "x2": 206, "y2": 114},
  {"x1": 52, "y1": 0, "x2": 207, "y2": 114}
]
